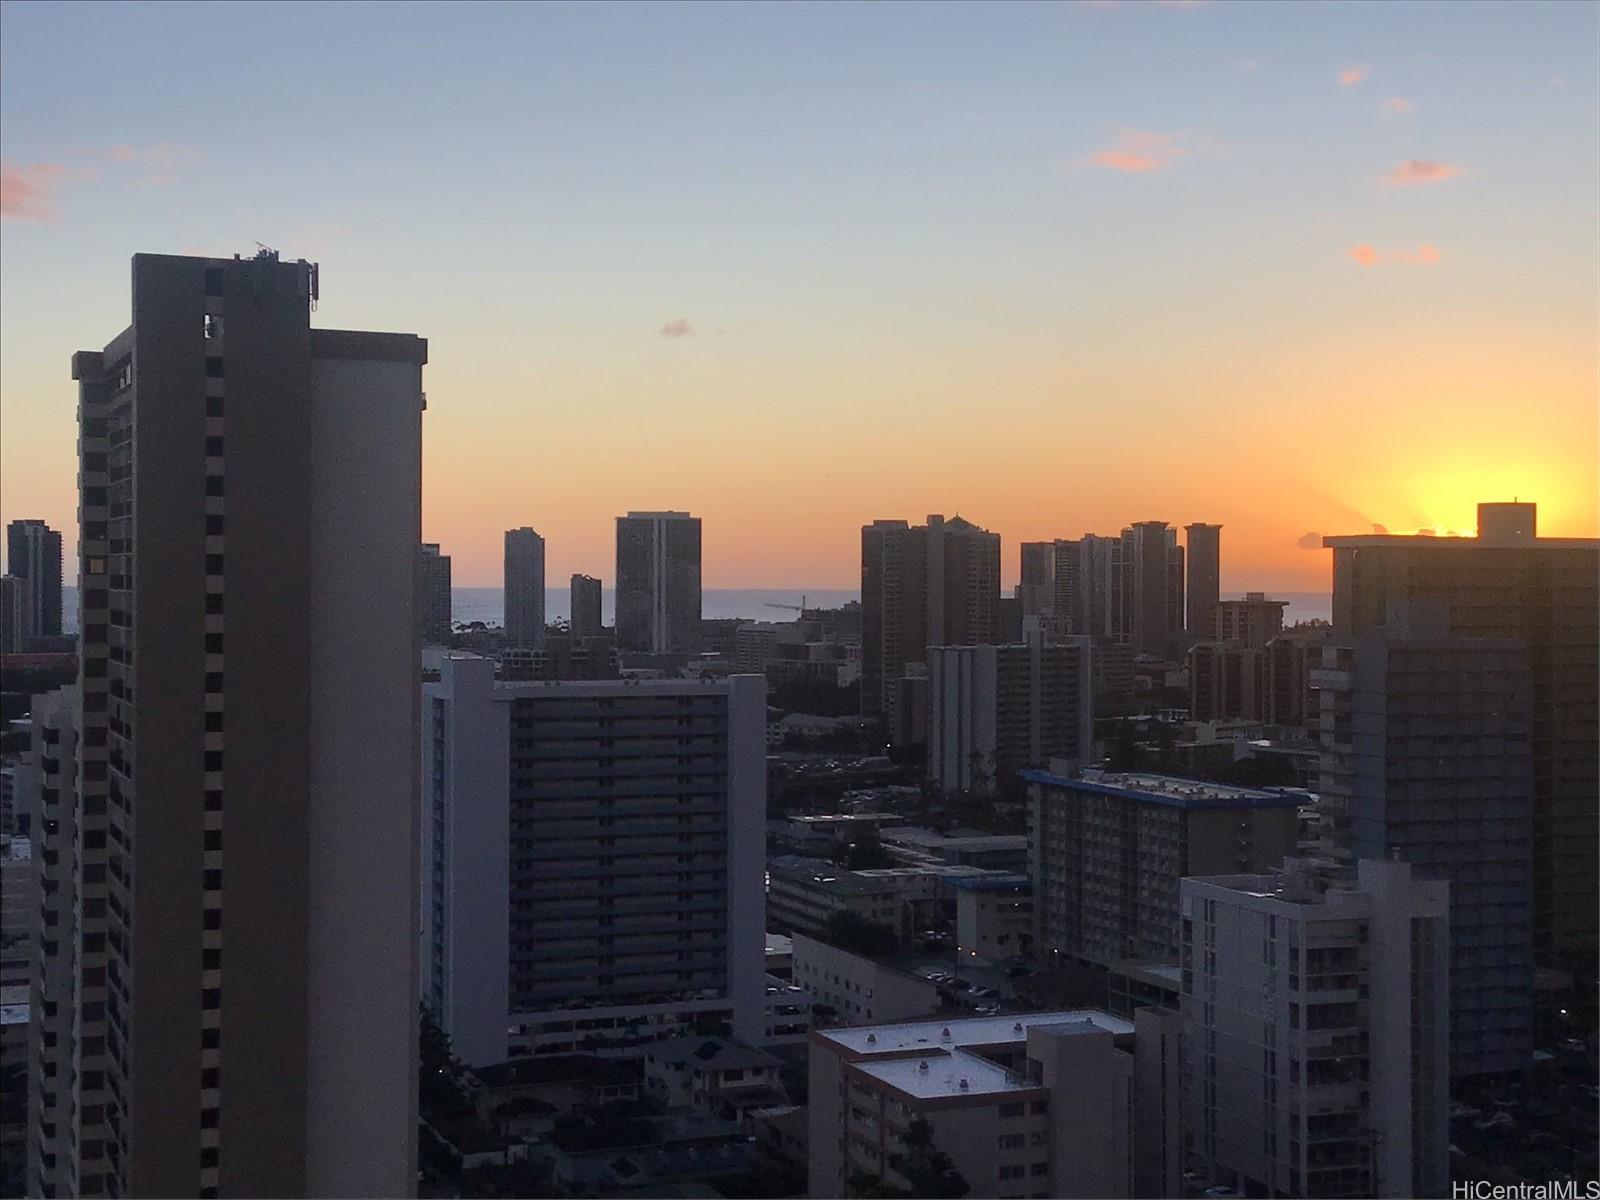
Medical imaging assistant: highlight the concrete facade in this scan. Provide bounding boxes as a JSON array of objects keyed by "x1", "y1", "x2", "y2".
[
  {"x1": 1182, "y1": 859, "x2": 1450, "y2": 1199},
  {"x1": 5, "y1": 520, "x2": 63, "y2": 639},
  {"x1": 422, "y1": 658, "x2": 766, "y2": 1064},
  {"x1": 569, "y1": 572, "x2": 604, "y2": 639},
  {"x1": 1184, "y1": 523, "x2": 1221, "y2": 641},
  {"x1": 49, "y1": 252, "x2": 423, "y2": 1200},
  {"x1": 1325, "y1": 502, "x2": 1598, "y2": 970},
  {"x1": 418, "y1": 542, "x2": 453, "y2": 645},
  {"x1": 790, "y1": 933, "x2": 941, "y2": 1026},
  {"x1": 1027, "y1": 765, "x2": 1300, "y2": 967}
]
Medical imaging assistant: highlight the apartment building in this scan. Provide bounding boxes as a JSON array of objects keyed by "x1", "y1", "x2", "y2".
[
  {"x1": 1214, "y1": 592, "x2": 1288, "y2": 647},
  {"x1": 926, "y1": 633, "x2": 1093, "y2": 796},
  {"x1": 5, "y1": 519, "x2": 63, "y2": 639},
  {"x1": 569, "y1": 573, "x2": 604, "y2": 640},
  {"x1": 1184, "y1": 523, "x2": 1222, "y2": 641},
  {"x1": 422, "y1": 655, "x2": 765, "y2": 1065},
  {"x1": 1026, "y1": 765, "x2": 1299, "y2": 967},
  {"x1": 1316, "y1": 602, "x2": 1535, "y2": 1077},
  {"x1": 418, "y1": 542, "x2": 453, "y2": 645},
  {"x1": 790, "y1": 934, "x2": 941, "y2": 1027},
  {"x1": 503, "y1": 527, "x2": 546, "y2": 649},
  {"x1": 809, "y1": 1008, "x2": 1182, "y2": 1199},
  {"x1": 1182, "y1": 858, "x2": 1450, "y2": 1199},
  {"x1": 50, "y1": 251, "x2": 424, "y2": 1198},
  {"x1": 1324, "y1": 501, "x2": 1598, "y2": 968}
]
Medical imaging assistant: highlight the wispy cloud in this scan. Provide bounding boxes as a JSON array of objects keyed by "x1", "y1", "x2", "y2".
[
  {"x1": 1087, "y1": 129, "x2": 1189, "y2": 173},
  {"x1": 1295, "y1": 532, "x2": 1324, "y2": 551},
  {"x1": 0, "y1": 161, "x2": 67, "y2": 222},
  {"x1": 1383, "y1": 159, "x2": 1461, "y2": 186},
  {"x1": 1337, "y1": 64, "x2": 1371, "y2": 87},
  {"x1": 1348, "y1": 243, "x2": 1442, "y2": 267},
  {"x1": 103, "y1": 142, "x2": 201, "y2": 186},
  {"x1": 1381, "y1": 96, "x2": 1414, "y2": 115},
  {"x1": 659, "y1": 318, "x2": 695, "y2": 339}
]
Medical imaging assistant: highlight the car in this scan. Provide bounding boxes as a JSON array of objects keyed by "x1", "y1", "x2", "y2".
[
  {"x1": 970, "y1": 986, "x2": 999, "y2": 999},
  {"x1": 1204, "y1": 1188, "x2": 1241, "y2": 1199},
  {"x1": 1560, "y1": 1038, "x2": 1588, "y2": 1053},
  {"x1": 974, "y1": 1002, "x2": 1001, "y2": 1015}
]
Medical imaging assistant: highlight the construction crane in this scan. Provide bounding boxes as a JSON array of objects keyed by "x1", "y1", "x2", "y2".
[{"x1": 764, "y1": 595, "x2": 807, "y2": 613}]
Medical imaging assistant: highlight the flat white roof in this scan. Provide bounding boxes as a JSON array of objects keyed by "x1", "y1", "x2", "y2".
[
  {"x1": 856, "y1": 1047, "x2": 1027, "y2": 1100},
  {"x1": 819, "y1": 1009, "x2": 1132, "y2": 1057}
]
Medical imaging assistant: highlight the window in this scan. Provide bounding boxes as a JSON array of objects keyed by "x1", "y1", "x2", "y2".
[
  {"x1": 201, "y1": 988, "x2": 221, "y2": 1010},
  {"x1": 202, "y1": 910, "x2": 222, "y2": 931},
  {"x1": 204, "y1": 357, "x2": 224, "y2": 378},
  {"x1": 204, "y1": 790, "x2": 223, "y2": 812},
  {"x1": 205, "y1": 554, "x2": 224, "y2": 574},
  {"x1": 204, "y1": 830, "x2": 222, "y2": 851},
  {"x1": 203, "y1": 314, "x2": 223, "y2": 339},
  {"x1": 205, "y1": 673, "x2": 223, "y2": 694},
  {"x1": 204, "y1": 711, "x2": 224, "y2": 732},
  {"x1": 201, "y1": 1028, "x2": 220, "y2": 1050},
  {"x1": 999, "y1": 1134, "x2": 1025, "y2": 1150},
  {"x1": 203, "y1": 869, "x2": 222, "y2": 892},
  {"x1": 205, "y1": 515, "x2": 224, "y2": 535},
  {"x1": 204, "y1": 476, "x2": 224, "y2": 497},
  {"x1": 206, "y1": 396, "x2": 224, "y2": 417},
  {"x1": 203, "y1": 751, "x2": 223, "y2": 772},
  {"x1": 999, "y1": 1102, "x2": 1025, "y2": 1118},
  {"x1": 201, "y1": 1067, "x2": 220, "y2": 1089}
]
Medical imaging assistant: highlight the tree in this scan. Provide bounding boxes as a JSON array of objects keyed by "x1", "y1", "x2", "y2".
[
  {"x1": 817, "y1": 909, "x2": 900, "y2": 957},
  {"x1": 842, "y1": 833, "x2": 893, "y2": 871},
  {"x1": 420, "y1": 1004, "x2": 471, "y2": 1117},
  {"x1": 847, "y1": 1117, "x2": 969, "y2": 1199}
]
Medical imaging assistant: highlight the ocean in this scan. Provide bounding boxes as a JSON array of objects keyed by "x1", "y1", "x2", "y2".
[{"x1": 58, "y1": 586, "x2": 1332, "y2": 634}]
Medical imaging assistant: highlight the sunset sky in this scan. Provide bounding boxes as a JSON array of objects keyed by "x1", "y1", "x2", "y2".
[{"x1": 2, "y1": 0, "x2": 1595, "y2": 589}]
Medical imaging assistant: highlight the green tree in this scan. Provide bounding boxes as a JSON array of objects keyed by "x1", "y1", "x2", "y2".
[
  {"x1": 847, "y1": 1117, "x2": 969, "y2": 1198},
  {"x1": 817, "y1": 909, "x2": 900, "y2": 957}
]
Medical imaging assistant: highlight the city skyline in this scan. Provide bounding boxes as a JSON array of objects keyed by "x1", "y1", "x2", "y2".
[{"x1": 3, "y1": 1, "x2": 1596, "y2": 590}]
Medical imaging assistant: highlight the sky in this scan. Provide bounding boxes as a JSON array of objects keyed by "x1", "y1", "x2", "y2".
[{"x1": 2, "y1": 0, "x2": 1595, "y2": 589}]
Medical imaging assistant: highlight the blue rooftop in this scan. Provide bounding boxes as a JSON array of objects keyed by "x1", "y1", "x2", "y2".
[{"x1": 1021, "y1": 768, "x2": 1301, "y2": 811}]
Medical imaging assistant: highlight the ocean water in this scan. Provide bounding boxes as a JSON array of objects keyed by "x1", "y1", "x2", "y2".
[{"x1": 59, "y1": 585, "x2": 1331, "y2": 634}]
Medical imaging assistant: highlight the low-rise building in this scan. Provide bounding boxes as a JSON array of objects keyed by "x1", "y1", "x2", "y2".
[
  {"x1": 767, "y1": 856, "x2": 1006, "y2": 946},
  {"x1": 951, "y1": 874, "x2": 1033, "y2": 966},
  {"x1": 808, "y1": 1008, "x2": 1182, "y2": 1199},
  {"x1": 879, "y1": 827, "x2": 1029, "y2": 873},
  {"x1": 644, "y1": 1035, "x2": 788, "y2": 1126},
  {"x1": 790, "y1": 934, "x2": 941, "y2": 1027}
]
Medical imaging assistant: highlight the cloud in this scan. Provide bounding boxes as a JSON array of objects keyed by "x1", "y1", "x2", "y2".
[
  {"x1": 1371, "y1": 523, "x2": 1388, "y2": 534},
  {"x1": 1338, "y1": 64, "x2": 1371, "y2": 87},
  {"x1": 1348, "y1": 242, "x2": 1442, "y2": 267},
  {"x1": 659, "y1": 318, "x2": 695, "y2": 339},
  {"x1": 1381, "y1": 96, "x2": 1414, "y2": 114},
  {"x1": 1296, "y1": 532, "x2": 1324, "y2": 550},
  {"x1": 1, "y1": 161, "x2": 66, "y2": 221},
  {"x1": 1088, "y1": 129, "x2": 1189, "y2": 173},
  {"x1": 1551, "y1": 74, "x2": 1568, "y2": 89},
  {"x1": 1384, "y1": 159, "x2": 1461, "y2": 186}
]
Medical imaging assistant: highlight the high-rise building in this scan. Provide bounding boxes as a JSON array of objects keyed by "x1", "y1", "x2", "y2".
[
  {"x1": 1184, "y1": 522, "x2": 1221, "y2": 640},
  {"x1": 1324, "y1": 501, "x2": 1599, "y2": 969},
  {"x1": 1051, "y1": 534, "x2": 1119, "y2": 640},
  {"x1": 422, "y1": 656, "x2": 766, "y2": 1065},
  {"x1": 808, "y1": 1007, "x2": 1183, "y2": 1200},
  {"x1": 25, "y1": 686, "x2": 77, "y2": 1193},
  {"x1": 1316, "y1": 602, "x2": 1535, "y2": 1077},
  {"x1": 502, "y1": 527, "x2": 546, "y2": 649},
  {"x1": 1182, "y1": 858, "x2": 1450, "y2": 1199},
  {"x1": 1185, "y1": 640, "x2": 1263, "y2": 723},
  {"x1": 50, "y1": 251, "x2": 424, "y2": 1199},
  {"x1": 926, "y1": 633, "x2": 1093, "y2": 796},
  {"x1": 0, "y1": 576, "x2": 31, "y2": 654},
  {"x1": 570, "y1": 572, "x2": 604, "y2": 639},
  {"x1": 1118, "y1": 521, "x2": 1183, "y2": 659},
  {"x1": 1026, "y1": 766, "x2": 1299, "y2": 968},
  {"x1": 615, "y1": 511, "x2": 702, "y2": 653},
  {"x1": 1213, "y1": 591, "x2": 1287, "y2": 647},
  {"x1": 6, "y1": 519, "x2": 64, "y2": 638},
  {"x1": 1262, "y1": 625, "x2": 1335, "y2": 730},
  {"x1": 860, "y1": 514, "x2": 1000, "y2": 726},
  {"x1": 417, "y1": 542, "x2": 452, "y2": 645},
  {"x1": 1017, "y1": 540, "x2": 1054, "y2": 616}
]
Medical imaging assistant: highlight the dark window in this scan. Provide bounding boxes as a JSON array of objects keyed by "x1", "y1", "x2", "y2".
[
  {"x1": 204, "y1": 357, "x2": 224, "y2": 378},
  {"x1": 205, "y1": 396, "x2": 224, "y2": 417},
  {"x1": 205, "y1": 514, "x2": 224, "y2": 535},
  {"x1": 204, "y1": 711, "x2": 224, "y2": 732},
  {"x1": 200, "y1": 1108, "x2": 218, "y2": 1129},
  {"x1": 205, "y1": 436, "x2": 224, "y2": 456},
  {"x1": 205, "y1": 634, "x2": 224, "y2": 654},
  {"x1": 199, "y1": 1148, "x2": 218, "y2": 1169},
  {"x1": 205, "y1": 594, "x2": 224, "y2": 615},
  {"x1": 203, "y1": 830, "x2": 222, "y2": 851},
  {"x1": 202, "y1": 910, "x2": 222, "y2": 931},
  {"x1": 205, "y1": 554, "x2": 224, "y2": 574},
  {"x1": 204, "y1": 673, "x2": 223, "y2": 693},
  {"x1": 201, "y1": 989, "x2": 221, "y2": 1010},
  {"x1": 203, "y1": 751, "x2": 223, "y2": 772},
  {"x1": 203, "y1": 869, "x2": 222, "y2": 891},
  {"x1": 204, "y1": 790, "x2": 223, "y2": 811},
  {"x1": 204, "y1": 475, "x2": 224, "y2": 497},
  {"x1": 201, "y1": 1067, "x2": 220, "y2": 1089},
  {"x1": 203, "y1": 948, "x2": 221, "y2": 970},
  {"x1": 201, "y1": 1027, "x2": 220, "y2": 1050}
]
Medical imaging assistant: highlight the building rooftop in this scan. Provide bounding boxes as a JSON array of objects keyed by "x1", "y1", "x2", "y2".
[
  {"x1": 942, "y1": 872, "x2": 1032, "y2": 893},
  {"x1": 854, "y1": 1045, "x2": 1030, "y2": 1100},
  {"x1": 879, "y1": 828, "x2": 1028, "y2": 853},
  {"x1": 817, "y1": 1009, "x2": 1132, "y2": 1058},
  {"x1": 1022, "y1": 766, "x2": 1299, "y2": 810},
  {"x1": 473, "y1": 1053, "x2": 639, "y2": 1091},
  {"x1": 648, "y1": 1035, "x2": 781, "y2": 1073}
]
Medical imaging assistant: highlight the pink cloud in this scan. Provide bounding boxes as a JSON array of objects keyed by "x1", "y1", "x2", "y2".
[
  {"x1": 659, "y1": 318, "x2": 695, "y2": 339},
  {"x1": 1347, "y1": 243, "x2": 1442, "y2": 267},
  {"x1": 1384, "y1": 159, "x2": 1461, "y2": 186},
  {"x1": 1381, "y1": 96, "x2": 1414, "y2": 114},
  {"x1": 1338, "y1": 64, "x2": 1371, "y2": 87},
  {"x1": 1089, "y1": 129, "x2": 1189, "y2": 173},
  {"x1": 1, "y1": 161, "x2": 67, "y2": 222}
]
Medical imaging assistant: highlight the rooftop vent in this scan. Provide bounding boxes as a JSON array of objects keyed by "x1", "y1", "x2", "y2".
[
  {"x1": 940, "y1": 1027, "x2": 952, "y2": 1042},
  {"x1": 918, "y1": 1061, "x2": 929, "y2": 1074},
  {"x1": 958, "y1": 1078, "x2": 969, "y2": 1091},
  {"x1": 866, "y1": 1033, "x2": 876, "y2": 1045},
  {"x1": 1013, "y1": 1022, "x2": 1024, "y2": 1034}
]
